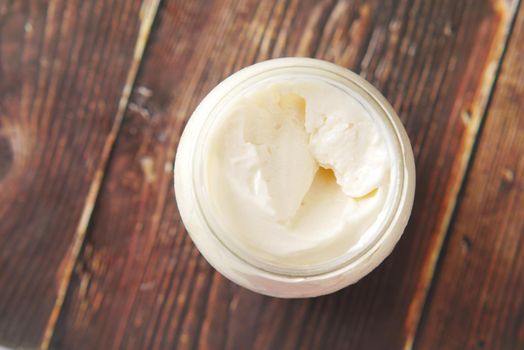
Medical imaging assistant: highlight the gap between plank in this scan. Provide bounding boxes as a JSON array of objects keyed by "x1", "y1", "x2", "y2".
[
  {"x1": 39, "y1": 1, "x2": 161, "y2": 349},
  {"x1": 402, "y1": 0, "x2": 522, "y2": 349},
  {"x1": 410, "y1": 1, "x2": 523, "y2": 348}
]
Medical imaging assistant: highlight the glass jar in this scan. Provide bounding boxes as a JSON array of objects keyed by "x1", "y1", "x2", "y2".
[{"x1": 174, "y1": 58, "x2": 415, "y2": 298}]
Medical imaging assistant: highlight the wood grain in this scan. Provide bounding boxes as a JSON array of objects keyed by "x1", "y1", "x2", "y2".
[
  {"x1": 16, "y1": 0, "x2": 517, "y2": 349},
  {"x1": 0, "y1": 0, "x2": 157, "y2": 348},
  {"x1": 415, "y1": 3, "x2": 524, "y2": 349}
]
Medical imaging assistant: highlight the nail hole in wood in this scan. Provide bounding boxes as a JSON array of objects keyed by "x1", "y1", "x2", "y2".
[{"x1": 461, "y1": 235, "x2": 472, "y2": 254}]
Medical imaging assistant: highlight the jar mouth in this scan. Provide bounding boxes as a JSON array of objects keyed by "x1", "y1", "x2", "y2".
[{"x1": 190, "y1": 58, "x2": 406, "y2": 278}]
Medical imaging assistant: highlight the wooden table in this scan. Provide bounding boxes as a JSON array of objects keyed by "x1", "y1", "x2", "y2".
[{"x1": 1, "y1": 0, "x2": 523, "y2": 349}]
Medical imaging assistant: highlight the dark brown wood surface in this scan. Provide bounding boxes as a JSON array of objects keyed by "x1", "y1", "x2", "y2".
[
  {"x1": 416, "y1": 6, "x2": 524, "y2": 349},
  {"x1": 0, "y1": 0, "x2": 522, "y2": 349},
  {"x1": 0, "y1": 0, "x2": 158, "y2": 348}
]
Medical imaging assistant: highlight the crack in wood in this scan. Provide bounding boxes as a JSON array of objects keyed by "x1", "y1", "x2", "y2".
[
  {"x1": 403, "y1": 0, "x2": 522, "y2": 349},
  {"x1": 39, "y1": 1, "x2": 161, "y2": 349}
]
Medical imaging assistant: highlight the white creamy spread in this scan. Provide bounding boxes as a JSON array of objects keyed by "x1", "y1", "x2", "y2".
[{"x1": 204, "y1": 79, "x2": 391, "y2": 267}]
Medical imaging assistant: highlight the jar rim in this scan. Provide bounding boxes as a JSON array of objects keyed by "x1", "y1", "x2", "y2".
[{"x1": 189, "y1": 58, "x2": 409, "y2": 278}]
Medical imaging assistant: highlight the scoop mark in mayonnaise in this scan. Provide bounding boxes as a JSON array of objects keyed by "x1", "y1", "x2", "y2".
[{"x1": 205, "y1": 79, "x2": 391, "y2": 266}]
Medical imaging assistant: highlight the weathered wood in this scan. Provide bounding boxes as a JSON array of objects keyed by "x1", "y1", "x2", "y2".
[
  {"x1": 415, "y1": 4, "x2": 524, "y2": 349},
  {"x1": 0, "y1": 0, "x2": 158, "y2": 348},
  {"x1": 38, "y1": 0, "x2": 518, "y2": 349}
]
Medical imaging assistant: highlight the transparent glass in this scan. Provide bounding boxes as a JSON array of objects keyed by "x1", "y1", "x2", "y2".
[{"x1": 174, "y1": 58, "x2": 415, "y2": 297}]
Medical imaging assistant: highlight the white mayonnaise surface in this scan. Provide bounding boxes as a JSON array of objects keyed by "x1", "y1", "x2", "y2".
[{"x1": 203, "y1": 79, "x2": 391, "y2": 268}]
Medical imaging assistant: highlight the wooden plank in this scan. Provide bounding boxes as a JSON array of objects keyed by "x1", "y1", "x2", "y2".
[
  {"x1": 415, "y1": 4, "x2": 524, "y2": 349},
  {"x1": 0, "y1": 0, "x2": 158, "y2": 348},
  {"x1": 48, "y1": 0, "x2": 518, "y2": 349}
]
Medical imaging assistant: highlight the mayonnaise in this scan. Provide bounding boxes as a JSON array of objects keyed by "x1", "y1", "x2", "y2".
[
  {"x1": 174, "y1": 58, "x2": 415, "y2": 297},
  {"x1": 204, "y1": 80, "x2": 390, "y2": 268}
]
